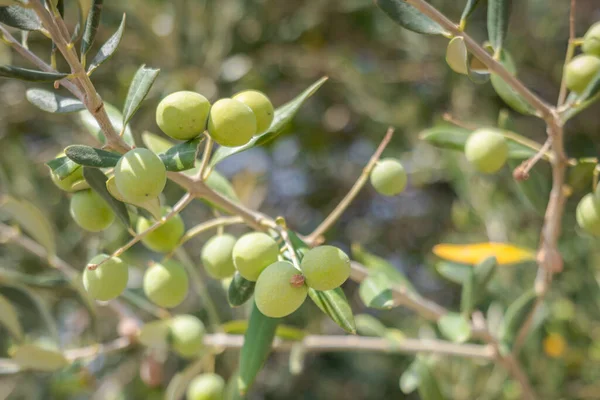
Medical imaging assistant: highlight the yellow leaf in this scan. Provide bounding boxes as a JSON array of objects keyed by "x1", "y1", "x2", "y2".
[{"x1": 432, "y1": 242, "x2": 535, "y2": 265}]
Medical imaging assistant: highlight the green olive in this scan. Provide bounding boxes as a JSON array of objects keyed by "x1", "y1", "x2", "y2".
[
  {"x1": 576, "y1": 193, "x2": 600, "y2": 236},
  {"x1": 254, "y1": 261, "x2": 307, "y2": 318},
  {"x1": 50, "y1": 153, "x2": 85, "y2": 192},
  {"x1": 369, "y1": 158, "x2": 407, "y2": 196},
  {"x1": 583, "y1": 22, "x2": 600, "y2": 57},
  {"x1": 169, "y1": 314, "x2": 205, "y2": 358},
  {"x1": 114, "y1": 148, "x2": 166, "y2": 204},
  {"x1": 464, "y1": 128, "x2": 508, "y2": 174},
  {"x1": 232, "y1": 232, "x2": 279, "y2": 281},
  {"x1": 83, "y1": 254, "x2": 129, "y2": 301},
  {"x1": 232, "y1": 90, "x2": 274, "y2": 134},
  {"x1": 69, "y1": 189, "x2": 115, "y2": 232},
  {"x1": 143, "y1": 261, "x2": 189, "y2": 308},
  {"x1": 156, "y1": 91, "x2": 211, "y2": 140},
  {"x1": 186, "y1": 374, "x2": 225, "y2": 400},
  {"x1": 207, "y1": 99, "x2": 257, "y2": 147},
  {"x1": 136, "y1": 207, "x2": 185, "y2": 253},
  {"x1": 300, "y1": 245, "x2": 350, "y2": 291},
  {"x1": 565, "y1": 54, "x2": 600, "y2": 94},
  {"x1": 201, "y1": 234, "x2": 237, "y2": 279}
]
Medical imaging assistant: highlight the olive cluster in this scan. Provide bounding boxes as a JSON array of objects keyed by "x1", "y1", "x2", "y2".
[{"x1": 565, "y1": 22, "x2": 600, "y2": 94}]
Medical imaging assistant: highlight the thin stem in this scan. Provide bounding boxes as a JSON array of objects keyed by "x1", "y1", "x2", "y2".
[
  {"x1": 172, "y1": 216, "x2": 244, "y2": 252},
  {"x1": 513, "y1": 138, "x2": 553, "y2": 180},
  {"x1": 277, "y1": 225, "x2": 302, "y2": 271},
  {"x1": 197, "y1": 134, "x2": 213, "y2": 181},
  {"x1": 557, "y1": 0, "x2": 578, "y2": 106},
  {"x1": 306, "y1": 127, "x2": 395, "y2": 245}
]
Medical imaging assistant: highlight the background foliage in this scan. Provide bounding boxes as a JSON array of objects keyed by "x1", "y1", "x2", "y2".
[{"x1": 1, "y1": 0, "x2": 600, "y2": 399}]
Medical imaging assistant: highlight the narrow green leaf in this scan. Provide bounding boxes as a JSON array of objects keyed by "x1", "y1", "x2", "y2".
[
  {"x1": 80, "y1": 0, "x2": 103, "y2": 58},
  {"x1": 490, "y1": 49, "x2": 536, "y2": 115},
  {"x1": 78, "y1": 102, "x2": 135, "y2": 146},
  {"x1": 26, "y1": 89, "x2": 85, "y2": 113},
  {"x1": 567, "y1": 158, "x2": 597, "y2": 193},
  {"x1": 460, "y1": 269, "x2": 475, "y2": 315},
  {"x1": 87, "y1": 13, "x2": 126, "y2": 74},
  {"x1": 65, "y1": 145, "x2": 121, "y2": 168},
  {"x1": 142, "y1": 131, "x2": 174, "y2": 154},
  {"x1": 0, "y1": 5, "x2": 42, "y2": 31},
  {"x1": 45, "y1": 156, "x2": 80, "y2": 181},
  {"x1": 210, "y1": 77, "x2": 328, "y2": 167},
  {"x1": 308, "y1": 287, "x2": 356, "y2": 334},
  {"x1": 460, "y1": 0, "x2": 482, "y2": 25},
  {"x1": 500, "y1": 289, "x2": 537, "y2": 347},
  {"x1": 227, "y1": 272, "x2": 255, "y2": 307},
  {"x1": 355, "y1": 314, "x2": 388, "y2": 337},
  {"x1": 82, "y1": 167, "x2": 131, "y2": 228},
  {"x1": 238, "y1": 302, "x2": 279, "y2": 395},
  {"x1": 487, "y1": 0, "x2": 512, "y2": 52},
  {"x1": 437, "y1": 312, "x2": 471, "y2": 343},
  {"x1": 352, "y1": 244, "x2": 416, "y2": 293},
  {"x1": 508, "y1": 159, "x2": 550, "y2": 213},
  {"x1": 158, "y1": 137, "x2": 200, "y2": 172},
  {"x1": 435, "y1": 262, "x2": 471, "y2": 284},
  {"x1": 11, "y1": 344, "x2": 68, "y2": 372},
  {"x1": 416, "y1": 361, "x2": 446, "y2": 400},
  {"x1": 0, "y1": 196, "x2": 55, "y2": 256},
  {"x1": 203, "y1": 170, "x2": 241, "y2": 210},
  {"x1": 0, "y1": 293, "x2": 23, "y2": 341},
  {"x1": 122, "y1": 65, "x2": 160, "y2": 126},
  {"x1": 399, "y1": 360, "x2": 421, "y2": 394},
  {"x1": 575, "y1": 69, "x2": 600, "y2": 104},
  {"x1": 375, "y1": 0, "x2": 447, "y2": 36},
  {"x1": 0, "y1": 65, "x2": 68, "y2": 82},
  {"x1": 473, "y1": 256, "x2": 497, "y2": 293},
  {"x1": 359, "y1": 273, "x2": 394, "y2": 310},
  {"x1": 221, "y1": 320, "x2": 305, "y2": 341}
]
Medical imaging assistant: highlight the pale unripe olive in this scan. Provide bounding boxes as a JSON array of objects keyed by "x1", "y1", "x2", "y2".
[
  {"x1": 582, "y1": 22, "x2": 600, "y2": 57},
  {"x1": 143, "y1": 261, "x2": 189, "y2": 308},
  {"x1": 300, "y1": 245, "x2": 350, "y2": 291},
  {"x1": 83, "y1": 254, "x2": 129, "y2": 301},
  {"x1": 186, "y1": 374, "x2": 225, "y2": 400},
  {"x1": 565, "y1": 54, "x2": 600, "y2": 93},
  {"x1": 254, "y1": 261, "x2": 307, "y2": 318},
  {"x1": 369, "y1": 158, "x2": 407, "y2": 196},
  {"x1": 207, "y1": 99, "x2": 257, "y2": 147},
  {"x1": 232, "y1": 90, "x2": 274, "y2": 134},
  {"x1": 70, "y1": 189, "x2": 115, "y2": 232},
  {"x1": 50, "y1": 153, "x2": 85, "y2": 192},
  {"x1": 114, "y1": 148, "x2": 166, "y2": 204},
  {"x1": 136, "y1": 207, "x2": 185, "y2": 253},
  {"x1": 464, "y1": 128, "x2": 508, "y2": 174},
  {"x1": 576, "y1": 193, "x2": 600, "y2": 236},
  {"x1": 156, "y1": 91, "x2": 211, "y2": 140},
  {"x1": 201, "y1": 234, "x2": 237, "y2": 279},
  {"x1": 232, "y1": 232, "x2": 279, "y2": 281},
  {"x1": 169, "y1": 314, "x2": 205, "y2": 358}
]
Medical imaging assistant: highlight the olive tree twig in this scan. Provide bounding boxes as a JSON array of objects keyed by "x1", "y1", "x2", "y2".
[{"x1": 557, "y1": 0, "x2": 578, "y2": 107}]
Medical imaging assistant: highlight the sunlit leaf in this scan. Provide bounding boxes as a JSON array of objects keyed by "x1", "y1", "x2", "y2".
[
  {"x1": 0, "y1": 196, "x2": 55, "y2": 255},
  {"x1": 65, "y1": 145, "x2": 121, "y2": 168},
  {"x1": 437, "y1": 313, "x2": 471, "y2": 343},
  {"x1": 359, "y1": 272, "x2": 394, "y2": 310},
  {"x1": 122, "y1": 65, "x2": 160, "y2": 126},
  {"x1": 0, "y1": 5, "x2": 42, "y2": 31},
  {"x1": 87, "y1": 13, "x2": 126, "y2": 74},
  {"x1": 446, "y1": 37, "x2": 468, "y2": 75},
  {"x1": 159, "y1": 137, "x2": 201, "y2": 172},
  {"x1": 375, "y1": 0, "x2": 448, "y2": 36},
  {"x1": 78, "y1": 102, "x2": 134, "y2": 146},
  {"x1": 0, "y1": 293, "x2": 22, "y2": 341},
  {"x1": 432, "y1": 242, "x2": 535, "y2": 265},
  {"x1": 308, "y1": 287, "x2": 356, "y2": 334},
  {"x1": 0, "y1": 66, "x2": 68, "y2": 82},
  {"x1": 26, "y1": 89, "x2": 85, "y2": 113},
  {"x1": 460, "y1": 0, "x2": 482, "y2": 26},
  {"x1": 81, "y1": 0, "x2": 103, "y2": 58},
  {"x1": 487, "y1": 0, "x2": 512, "y2": 53},
  {"x1": 11, "y1": 344, "x2": 68, "y2": 372}
]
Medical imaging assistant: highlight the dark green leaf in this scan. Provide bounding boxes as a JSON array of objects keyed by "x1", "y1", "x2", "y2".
[
  {"x1": 359, "y1": 272, "x2": 394, "y2": 309},
  {"x1": 500, "y1": 289, "x2": 537, "y2": 347},
  {"x1": 26, "y1": 88, "x2": 85, "y2": 113},
  {"x1": 87, "y1": 13, "x2": 126, "y2": 74},
  {"x1": 0, "y1": 6, "x2": 42, "y2": 31},
  {"x1": 487, "y1": 0, "x2": 512, "y2": 52},
  {"x1": 65, "y1": 145, "x2": 121, "y2": 168},
  {"x1": 82, "y1": 167, "x2": 130, "y2": 228},
  {"x1": 78, "y1": 102, "x2": 134, "y2": 146},
  {"x1": 416, "y1": 361, "x2": 446, "y2": 400},
  {"x1": 227, "y1": 272, "x2": 255, "y2": 307},
  {"x1": 352, "y1": 244, "x2": 415, "y2": 293},
  {"x1": 45, "y1": 156, "x2": 81, "y2": 181},
  {"x1": 460, "y1": 269, "x2": 475, "y2": 315},
  {"x1": 158, "y1": 137, "x2": 200, "y2": 172},
  {"x1": 435, "y1": 261, "x2": 471, "y2": 284},
  {"x1": 460, "y1": 0, "x2": 482, "y2": 25},
  {"x1": 508, "y1": 159, "x2": 550, "y2": 213},
  {"x1": 308, "y1": 287, "x2": 356, "y2": 334},
  {"x1": 437, "y1": 313, "x2": 471, "y2": 343},
  {"x1": 575, "y1": 68, "x2": 600, "y2": 104},
  {"x1": 81, "y1": 0, "x2": 103, "y2": 58},
  {"x1": 375, "y1": 0, "x2": 447, "y2": 36},
  {"x1": 490, "y1": 48, "x2": 536, "y2": 115},
  {"x1": 473, "y1": 256, "x2": 497, "y2": 293},
  {"x1": 122, "y1": 65, "x2": 160, "y2": 126},
  {"x1": 0, "y1": 65, "x2": 68, "y2": 82},
  {"x1": 238, "y1": 303, "x2": 278, "y2": 395},
  {"x1": 210, "y1": 77, "x2": 328, "y2": 167},
  {"x1": 567, "y1": 158, "x2": 597, "y2": 193}
]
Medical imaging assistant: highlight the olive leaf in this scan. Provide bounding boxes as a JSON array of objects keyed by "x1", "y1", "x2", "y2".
[
  {"x1": 0, "y1": 66, "x2": 68, "y2": 82},
  {"x1": 0, "y1": 196, "x2": 55, "y2": 256},
  {"x1": 106, "y1": 175, "x2": 161, "y2": 219},
  {"x1": 65, "y1": 145, "x2": 121, "y2": 168},
  {"x1": 81, "y1": 0, "x2": 103, "y2": 58},
  {"x1": 355, "y1": 314, "x2": 389, "y2": 337},
  {"x1": 227, "y1": 272, "x2": 255, "y2": 307},
  {"x1": 45, "y1": 156, "x2": 80, "y2": 181},
  {"x1": 473, "y1": 256, "x2": 497, "y2": 294},
  {"x1": 508, "y1": 158, "x2": 551, "y2": 213},
  {"x1": 142, "y1": 131, "x2": 174, "y2": 154},
  {"x1": 0, "y1": 5, "x2": 42, "y2": 31},
  {"x1": 460, "y1": 269, "x2": 475, "y2": 315},
  {"x1": 159, "y1": 137, "x2": 201, "y2": 172},
  {"x1": 122, "y1": 65, "x2": 160, "y2": 127},
  {"x1": 359, "y1": 272, "x2": 394, "y2": 310},
  {"x1": 399, "y1": 360, "x2": 421, "y2": 394},
  {"x1": 87, "y1": 13, "x2": 126, "y2": 74},
  {"x1": 238, "y1": 303, "x2": 279, "y2": 395},
  {"x1": 210, "y1": 77, "x2": 328, "y2": 167},
  {"x1": 82, "y1": 167, "x2": 131, "y2": 228},
  {"x1": 445, "y1": 37, "x2": 490, "y2": 84},
  {"x1": 0, "y1": 293, "x2": 23, "y2": 341},
  {"x1": 416, "y1": 361, "x2": 446, "y2": 400},
  {"x1": 78, "y1": 102, "x2": 135, "y2": 146},
  {"x1": 26, "y1": 89, "x2": 85, "y2": 113},
  {"x1": 352, "y1": 244, "x2": 415, "y2": 293},
  {"x1": 490, "y1": 48, "x2": 536, "y2": 115},
  {"x1": 487, "y1": 0, "x2": 512, "y2": 53},
  {"x1": 375, "y1": 0, "x2": 448, "y2": 36},
  {"x1": 11, "y1": 344, "x2": 68, "y2": 372},
  {"x1": 435, "y1": 262, "x2": 471, "y2": 284},
  {"x1": 500, "y1": 289, "x2": 537, "y2": 348},
  {"x1": 308, "y1": 287, "x2": 356, "y2": 334},
  {"x1": 567, "y1": 158, "x2": 598, "y2": 193},
  {"x1": 460, "y1": 0, "x2": 482, "y2": 26},
  {"x1": 437, "y1": 312, "x2": 471, "y2": 343}
]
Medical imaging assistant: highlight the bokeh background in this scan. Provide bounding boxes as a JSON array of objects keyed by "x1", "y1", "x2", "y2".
[{"x1": 1, "y1": 0, "x2": 600, "y2": 399}]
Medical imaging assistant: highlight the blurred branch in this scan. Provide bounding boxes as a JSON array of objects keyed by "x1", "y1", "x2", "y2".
[{"x1": 557, "y1": 0, "x2": 578, "y2": 106}]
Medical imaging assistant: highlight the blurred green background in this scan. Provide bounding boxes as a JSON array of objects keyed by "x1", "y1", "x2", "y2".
[{"x1": 1, "y1": 0, "x2": 600, "y2": 399}]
